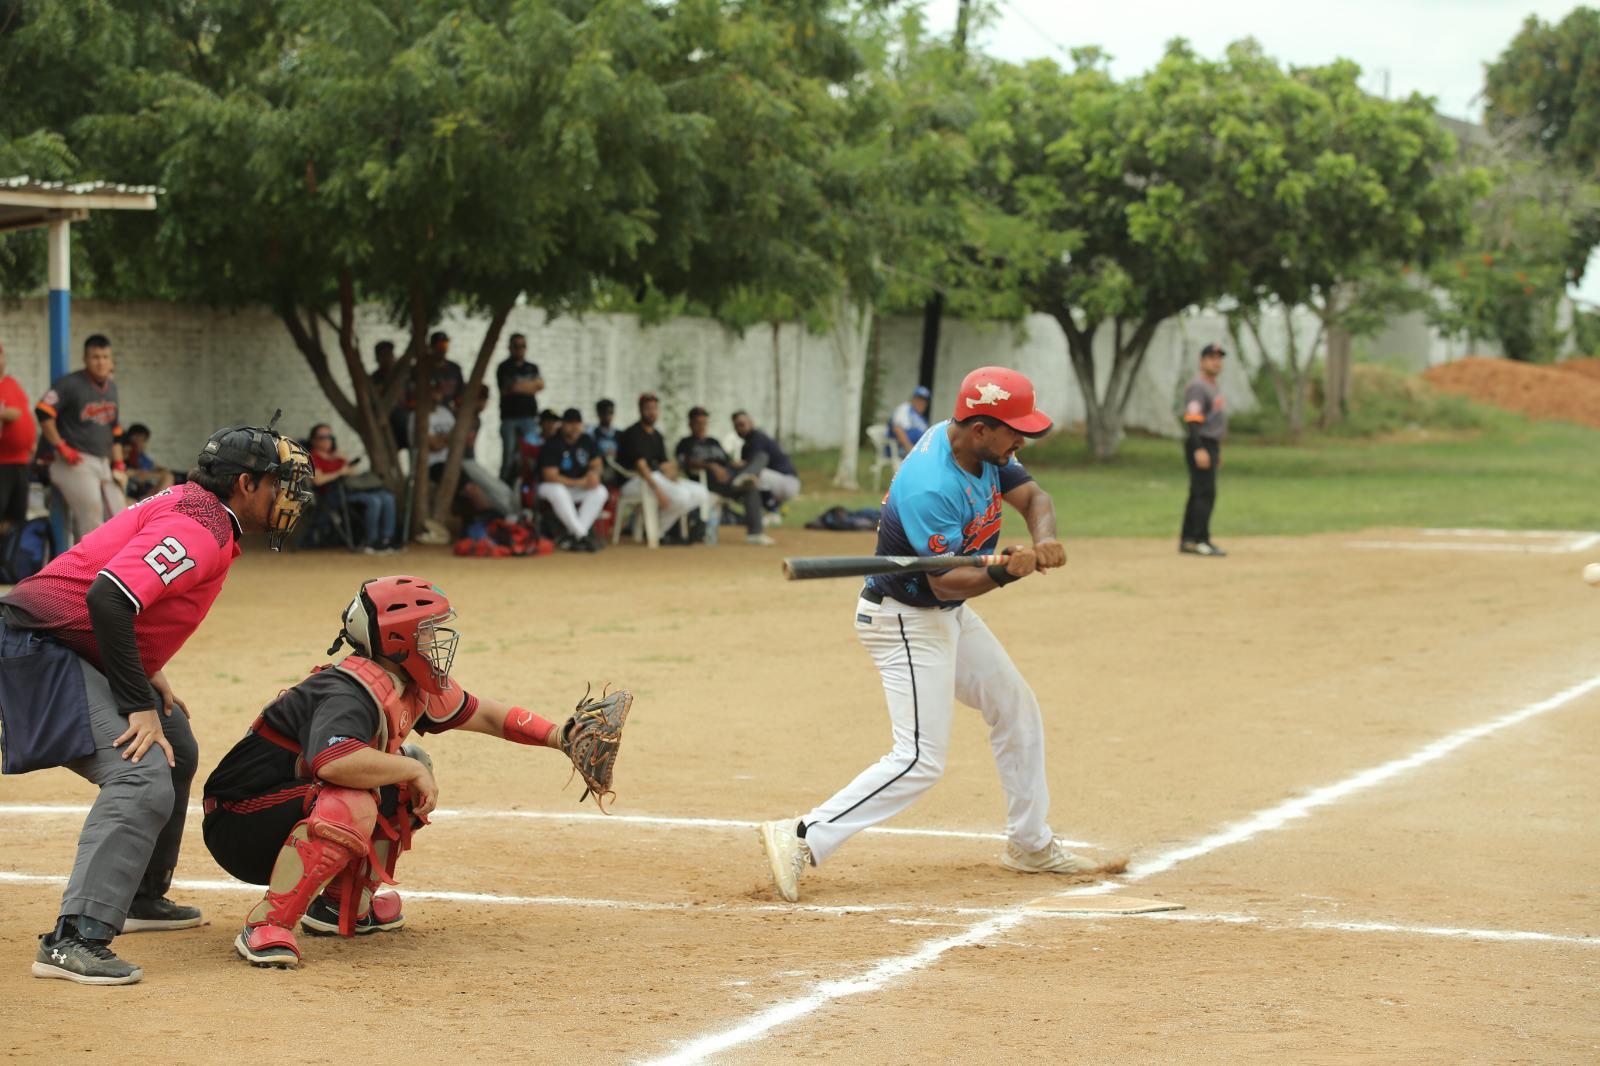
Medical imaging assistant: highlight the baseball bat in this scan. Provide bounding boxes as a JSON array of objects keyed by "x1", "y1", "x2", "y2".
[{"x1": 782, "y1": 553, "x2": 1009, "y2": 581}]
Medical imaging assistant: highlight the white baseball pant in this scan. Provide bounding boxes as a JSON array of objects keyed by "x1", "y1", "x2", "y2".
[
  {"x1": 51, "y1": 453, "x2": 127, "y2": 544},
  {"x1": 756, "y1": 468, "x2": 801, "y2": 502},
  {"x1": 800, "y1": 594, "x2": 1054, "y2": 864},
  {"x1": 620, "y1": 471, "x2": 708, "y2": 533},
  {"x1": 536, "y1": 481, "x2": 608, "y2": 538}
]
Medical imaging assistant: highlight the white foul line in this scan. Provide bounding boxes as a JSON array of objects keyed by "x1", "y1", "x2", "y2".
[
  {"x1": 0, "y1": 804, "x2": 1091, "y2": 849},
  {"x1": 639, "y1": 670, "x2": 1600, "y2": 1066},
  {"x1": 2, "y1": 871, "x2": 1591, "y2": 947}
]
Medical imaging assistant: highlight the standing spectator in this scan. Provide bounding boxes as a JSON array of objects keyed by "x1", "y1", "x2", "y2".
[
  {"x1": 1179, "y1": 343, "x2": 1229, "y2": 558},
  {"x1": 617, "y1": 392, "x2": 709, "y2": 543},
  {"x1": 732, "y1": 411, "x2": 802, "y2": 508},
  {"x1": 537, "y1": 408, "x2": 608, "y2": 551},
  {"x1": 592, "y1": 398, "x2": 621, "y2": 484},
  {"x1": 428, "y1": 331, "x2": 464, "y2": 413},
  {"x1": 306, "y1": 423, "x2": 398, "y2": 553},
  {"x1": 37, "y1": 334, "x2": 126, "y2": 543},
  {"x1": 495, "y1": 333, "x2": 543, "y2": 485},
  {"x1": 0, "y1": 338, "x2": 37, "y2": 536},
  {"x1": 676, "y1": 406, "x2": 772, "y2": 546},
  {"x1": 371, "y1": 341, "x2": 412, "y2": 449},
  {"x1": 887, "y1": 384, "x2": 932, "y2": 457},
  {"x1": 119, "y1": 424, "x2": 176, "y2": 501}
]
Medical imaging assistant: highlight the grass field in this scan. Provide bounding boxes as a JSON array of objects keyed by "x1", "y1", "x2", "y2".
[{"x1": 799, "y1": 409, "x2": 1600, "y2": 540}]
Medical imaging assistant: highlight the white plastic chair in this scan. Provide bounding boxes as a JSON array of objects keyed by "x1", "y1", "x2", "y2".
[
  {"x1": 695, "y1": 469, "x2": 722, "y2": 546},
  {"x1": 865, "y1": 424, "x2": 901, "y2": 493},
  {"x1": 608, "y1": 457, "x2": 662, "y2": 549}
]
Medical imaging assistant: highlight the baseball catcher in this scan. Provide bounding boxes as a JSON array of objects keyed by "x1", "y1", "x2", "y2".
[{"x1": 200, "y1": 575, "x2": 632, "y2": 968}]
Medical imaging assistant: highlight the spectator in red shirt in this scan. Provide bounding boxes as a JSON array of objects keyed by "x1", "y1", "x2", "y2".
[
  {"x1": 307, "y1": 423, "x2": 397, "y2": 553},
  {"x1": 0, "y1": 338, "x2": 37, "y2": 535}
]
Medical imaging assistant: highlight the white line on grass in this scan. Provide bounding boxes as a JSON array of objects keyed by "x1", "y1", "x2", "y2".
[
  {"x1": 0, "y1": 804, "x2": 1092, "y2": 848},
  {"x1": 639, "y1": 669, "x2": 1600, "y2": 1066}
]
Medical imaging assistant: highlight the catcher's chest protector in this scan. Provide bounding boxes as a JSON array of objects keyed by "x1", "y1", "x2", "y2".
[{"x1": 319, "y1": 655, "x2": 451, "y2": 753}]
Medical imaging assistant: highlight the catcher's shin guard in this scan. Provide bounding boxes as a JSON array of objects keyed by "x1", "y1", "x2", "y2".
[{"x1": 240, "y1": 787, "x2": 382, "y2": 965}]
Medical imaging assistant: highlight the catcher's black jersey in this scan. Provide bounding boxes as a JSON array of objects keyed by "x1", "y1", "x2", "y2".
[{"x1": 204, "y1": 669, "x2": 472, "y2": 801}]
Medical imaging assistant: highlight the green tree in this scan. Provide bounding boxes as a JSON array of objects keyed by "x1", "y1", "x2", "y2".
[
  {"x1": 1223, "y1": 51, "x2": 1474, "y2": 430},
  {"x1": 1485, "y1": 8, "x2": 1600, "y2": 175}
]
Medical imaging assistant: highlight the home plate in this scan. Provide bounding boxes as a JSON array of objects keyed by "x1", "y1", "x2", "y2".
[{"x1": 1024, "y1": 896, "x2": 1183, "y2": 915}]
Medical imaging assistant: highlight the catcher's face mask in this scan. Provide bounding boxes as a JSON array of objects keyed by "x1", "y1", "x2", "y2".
[
  {"x1": 333, "y1": 576, "x2": 460, "y2": 695},
  {"x1": 265, "y1": 436, "x2": 314, "y2": 551}
]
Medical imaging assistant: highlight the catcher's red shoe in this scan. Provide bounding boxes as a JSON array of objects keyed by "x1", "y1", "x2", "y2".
[
  {"x1": 236, "y1": 923, "x2": 301, "y2": 968},
  {"x1": 300, "y1": 891, "x2": 406, "y2": 937}
]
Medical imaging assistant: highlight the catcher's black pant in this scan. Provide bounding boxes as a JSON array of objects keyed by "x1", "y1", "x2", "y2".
[
  {"x1": 203, "y1": 781, "x2": 408, "y2": 886},
  {"x1": 1181, "y1": 437, "x2": 1220, "y2": 545}
]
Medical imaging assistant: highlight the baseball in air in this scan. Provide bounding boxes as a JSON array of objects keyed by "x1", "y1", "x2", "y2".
[{"x1": 1585, "y1": 563, "x2": 1600, "y2": 587}]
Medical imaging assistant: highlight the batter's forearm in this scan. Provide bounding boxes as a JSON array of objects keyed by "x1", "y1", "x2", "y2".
[
  {"x1": 928, "y1": 566, "x2": 1005, "y2": 601},
  {"x1": 1024, "y1": 491, "x2": 1057, "y2": 546}
]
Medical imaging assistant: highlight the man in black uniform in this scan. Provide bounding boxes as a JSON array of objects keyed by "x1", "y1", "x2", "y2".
[
  {"x1": 495, "y1": 333, "x2": 543, "y2": 485},
  {"x1": 675, "y1": 406, "x2": 772, "y2": 546},
  {"x1": 537, "y1": 408, "x2": 607, "y2": 551},
  {"x1": 1179, "y1": 343, "x2": 1229, "y2": 557},
  {"x1": 617, "y1": 392, "x2": 707, "y2": 543}
]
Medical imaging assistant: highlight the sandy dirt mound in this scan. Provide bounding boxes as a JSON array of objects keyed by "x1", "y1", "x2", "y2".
[
  {"x1": 1554, "y1": 355, "x2": 1600, "y2": 383},
  {"x1": 1423, "y1": 356, "x2": 1600, "y2": 428}
]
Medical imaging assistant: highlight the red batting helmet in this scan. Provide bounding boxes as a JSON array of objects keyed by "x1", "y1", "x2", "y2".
[
  {"x1": 331, "y1": 576, "x2": 459, "y2": 695},
  {"x1": 952, "y1": 366, "x2": 1053, "y2": 437}
]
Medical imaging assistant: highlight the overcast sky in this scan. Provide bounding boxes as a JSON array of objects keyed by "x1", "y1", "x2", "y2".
[{"x1": 921, "y1": 1, "x2": 1599, "y2": 303}]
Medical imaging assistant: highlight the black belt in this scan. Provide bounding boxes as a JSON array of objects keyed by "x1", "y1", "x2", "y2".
[{"x1": 862, "y1": 587, "x2": 884, "y2": 605}]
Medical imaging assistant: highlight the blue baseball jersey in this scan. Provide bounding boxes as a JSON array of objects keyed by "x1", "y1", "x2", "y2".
[{"x1": 866, "y1": 420, "x2": 1033, "y2": 608}]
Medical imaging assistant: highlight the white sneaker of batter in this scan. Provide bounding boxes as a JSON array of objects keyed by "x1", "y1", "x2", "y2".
[{"x1": 799, "y1": 593, "x2": 1052, "y2": 863}]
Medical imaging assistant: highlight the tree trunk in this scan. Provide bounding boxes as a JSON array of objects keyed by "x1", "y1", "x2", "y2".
[
  {"x1": 406, "y1": 284, "x2": 436, "y2": 536},
  {"x1": 1319, "y1": 285, "x2": 1353, "y2": 429},
  {"x1": 429, "y1": 303, "x2": 513, "y2": 526},
  {"x1": 826, "y1": 291, "x2": 873, "y2": 489},
  {"x1": 1050, "y1": 307, "x2": 1160, "y2": 461}
]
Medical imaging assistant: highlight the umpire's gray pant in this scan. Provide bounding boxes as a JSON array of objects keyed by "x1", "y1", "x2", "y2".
[{"x1": 59, "y1": 658, "x2": 198, "y2": 933}]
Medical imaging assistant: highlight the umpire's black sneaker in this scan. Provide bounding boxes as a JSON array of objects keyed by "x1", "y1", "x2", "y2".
[
  {"x1": 1198, "y1": 542, "x2": 1228, "y2": 557},
  {"x1": 32, "y1": 933, "x2": 142, "y2": 985},
  {"x1": 123, "y1": 895, "x2": 204, "y2": 932}
]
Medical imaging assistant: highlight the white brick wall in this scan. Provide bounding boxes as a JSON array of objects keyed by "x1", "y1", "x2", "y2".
[{"x1": 0, "y1": 298, "x2": 1295, "y2": 471}]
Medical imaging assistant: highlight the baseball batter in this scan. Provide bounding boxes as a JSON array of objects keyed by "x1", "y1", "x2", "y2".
[
  {"x1": 758, "y1": 367, "x2": 1108, "y2": 901},
  {"x1": 201, "y1": 575, "x2": 630, "y2": 968},
  {"x1": 0, "y1": 417, "x2": 313, "y2": 984}
]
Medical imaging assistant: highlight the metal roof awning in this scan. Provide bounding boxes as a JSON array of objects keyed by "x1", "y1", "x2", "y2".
[{"x1": 0, "y1": 175, "x2": 160, "y2": 234}]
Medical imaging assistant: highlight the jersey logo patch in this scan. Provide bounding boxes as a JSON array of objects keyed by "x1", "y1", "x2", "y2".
[
  {"x1": 927, "y1": 533, "x2": 949, "y2": 553},
  {"x1": 965, "y1": 383, "x2": 1012, "y2": 409}
]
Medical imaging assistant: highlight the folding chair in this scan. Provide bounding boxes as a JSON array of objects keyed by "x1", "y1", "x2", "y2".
[{"x1": 865, "y1": 424, "x2": 901, "y2": 494}]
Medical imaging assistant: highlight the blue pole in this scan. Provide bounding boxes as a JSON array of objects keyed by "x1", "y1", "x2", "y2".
[{"x1": 47, "y1": 219, "x2": 71, "y2": 552}]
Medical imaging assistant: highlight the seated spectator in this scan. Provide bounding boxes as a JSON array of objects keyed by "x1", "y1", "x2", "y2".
[
  {"x1": 537, "y1": 408, "x2": 607, "y2": 552},
  {"x1": 425, "y1": 381, "x2": 515, "y2": 520},
  {"x1": 118, "y1": 423, "x2": 176, "y2": 501},
  {"x1": 675, "y1": 406, "x2": 773, "y2": 547},
  {"x1": 307, "y1": 422, "x2": 398, "y2": 553},
  {"x1": 888, "y1": 385, "x2": 932, "y2": 456},
  {"x1": 592, "y1": 398, "x2": 621, "y2": 485},
  {"x1": 732, "y1": 411, "x2": 802, "y2": 509},
  {"x1": 617, "y1": 391, "x2": 709, "y2": 544},
  {"x1": 536, "y1": 409, "x2": 560, "y2": 448}
]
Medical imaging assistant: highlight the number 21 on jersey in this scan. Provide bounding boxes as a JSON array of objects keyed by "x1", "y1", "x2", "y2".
[{"x1": 143, "y1": 537, "x2": 195, "y2": 585}]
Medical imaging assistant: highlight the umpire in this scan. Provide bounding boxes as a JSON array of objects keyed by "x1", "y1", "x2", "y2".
[
  {"x1": 0, "y1": 418, "x2": 311, "y2": 985},
  {"x1": 1179, "y1": 342, "x2": 1228, "y2": 557}
]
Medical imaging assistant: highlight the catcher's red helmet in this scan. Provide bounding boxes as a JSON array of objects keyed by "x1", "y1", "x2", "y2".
[
  {"x1": 334, "y1": 576, "x2": 459, "y2": 695},
  {"x1": 952, "y1": 366, "x2": 1052, "y2": 437}
]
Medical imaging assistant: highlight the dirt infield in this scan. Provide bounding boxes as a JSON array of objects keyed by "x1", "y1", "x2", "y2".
[{"x1": 1, "y1": 530, "x2": 1597, "y2": 1064}]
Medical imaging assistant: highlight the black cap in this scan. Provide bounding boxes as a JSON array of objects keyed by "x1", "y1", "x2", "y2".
[
  {"x1": 539, "y1": 409, "x2": 560, "y2": 422},
  {"x1": 561, "y1": 407, "x2": 582, "y2": 422},
  {"x1": 197, "y1": 411, "x2": 293, "y2": 478},
  {"x1": 429, "y1": 330, "x2": 449, "y2": 345},
  {"x1": 1201, "y1": 343, "x2": 1227, "y2": 357},
  {"x1": 596, "y1": 398, "x2": 615, "y2": 414}
]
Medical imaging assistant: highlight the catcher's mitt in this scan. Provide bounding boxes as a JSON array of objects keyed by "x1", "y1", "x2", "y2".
[{"x1": 556, "y1": 686, "x2": 633, "y2": 811}]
